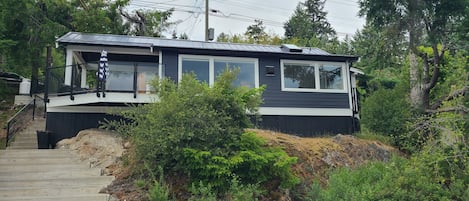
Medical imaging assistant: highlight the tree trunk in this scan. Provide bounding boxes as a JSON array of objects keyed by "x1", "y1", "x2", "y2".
[{"x1": 409, "y1": 51, "x2": 425, "y2": 110}]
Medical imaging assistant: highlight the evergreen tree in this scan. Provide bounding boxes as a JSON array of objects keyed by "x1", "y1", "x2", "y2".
[{"x1": 284, "y1": 0, "x2": 335, "y2": 40}]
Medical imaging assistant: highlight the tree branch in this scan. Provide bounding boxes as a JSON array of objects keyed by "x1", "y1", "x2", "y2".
[
  {"x1": 426, "y1": 105, "x2": 469, "y2": 114},
  {"x1": 430, "y1": 86, "x2": 469, "y2": 110},
  {"x1": 424, "y1": 44, "x2": 442, "y2": 91}
]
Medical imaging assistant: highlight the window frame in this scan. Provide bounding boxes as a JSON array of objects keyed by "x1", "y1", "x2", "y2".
[
  {"x1": 178, "y1": 54, "x2": 259, "y2": 88},
  {"x1": 280, "y1": 59, "x2": 347, "y2": 93}
]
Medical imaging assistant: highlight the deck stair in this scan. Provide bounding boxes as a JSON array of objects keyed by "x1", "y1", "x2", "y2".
[{"x1": 0, "y1": 119, "x2": 114, "y2": 201}]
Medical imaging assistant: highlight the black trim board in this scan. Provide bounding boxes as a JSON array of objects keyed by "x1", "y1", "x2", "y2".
[
  {"x1": 46, "y1": 112, "x2": 359, "y2": 146},
  {"x1": 255, "y1": 115, "x2": 359, "y2": 137}
]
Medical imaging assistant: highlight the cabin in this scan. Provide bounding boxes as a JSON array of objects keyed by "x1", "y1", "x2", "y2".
[{"x1": 46, "y1": 32, "x2": 362, "y2": 144}]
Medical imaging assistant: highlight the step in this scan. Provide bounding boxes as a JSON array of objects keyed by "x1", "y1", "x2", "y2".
[
  {"x1": 6, "y1": 146, "x2": 38, "y2": 150},
  {"x1": 11, "y1": 137, "x2": 37, "y2": 142},
  {"x1": 0, "y1": 157, "x2": 78, "y2": 165},
  {"x1": 0, "y1": 176, "x2": 114, "y2": 188},
  {"x1": 0, "y1": 149, "x2": 71, "y2": 154},
  {"x1": 0, "y1": 150, "x2": 72, "y2": 158},
  {"x1": 0, "y1": 185, "x2": 106, "y2": 197},
  {"x1": 0, "y1": 168, "x2": 102, "y2": 179},
  {"x1": 0, "y1": 163, "x2": 92, "y2": 172},
  {"x1": 10, "y1": 140, "x2": 37, "y2": 146},
  {"x1": 0, "y1": 194, "x2": 110, "y2": 201}
]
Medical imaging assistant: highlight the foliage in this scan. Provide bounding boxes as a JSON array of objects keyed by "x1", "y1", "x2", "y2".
[
  {"x1": 120, "y1": 7, "x2": 174, "y2": 37},
  {"x1": 189, "y1": 177, "x2": 263, "y2": 201},
  {"x1": 284, "y1": 0, "x2": 335, "y2": 40},
  {"x1": 148, "y1": 166, "x2": 171, "y2": 201},
  {"x1": 355, "y1": 128, "x2": 393, "y2": 145},
  {"x1": 352, "y1": 23, "x2": 406, "y2": 72},
  {"x1": 0, "y1": 80, "x2": 14, "y2": 104},
  {"x1": 245, "y1": 20, "x2": 269, "y2": 44},
  {"x1": 358, "y1": 0, "x2": 469, "y2": 110},
  {"x1": 189, "y1": 181, "x2": 217, "y2": 201},
  {"x1": 149, "y1": 180, "x2": 170, "y2": 201},
  {"x1": 105, "y1": 70, "x2": 297, "y2": 196},
  {"x1": 361, "y1": 86, "x2": 411, "y2": 137},
  {"x1": 70, "y1": 0, "x2": 129, "y2": 34},
  {"x1": 182, "y1": 132, "x2": 299, "y2": 191},
  {"x1": 216, "y1": 32, "x2": 283, "y2": 45},
  {"x1": 312, "y1": 144, "x2": 469, "y2": 201}
]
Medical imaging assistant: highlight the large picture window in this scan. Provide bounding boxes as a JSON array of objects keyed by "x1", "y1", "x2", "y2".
[
  {"x1": 281, "y1": 60, "x2": 346, "y2": 92},
  {"x1": 179, "y1": 55, "x2": 259, "y2": 88}
]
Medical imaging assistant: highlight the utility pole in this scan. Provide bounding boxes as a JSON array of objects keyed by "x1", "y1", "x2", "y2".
[{"x1": 205, "y1": 0, "x2": 209, "y2": 41}]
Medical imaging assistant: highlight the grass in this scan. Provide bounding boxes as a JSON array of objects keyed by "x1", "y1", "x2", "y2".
[{"x1": 355, "y1": 128, "x2": 393, "y2": 145}]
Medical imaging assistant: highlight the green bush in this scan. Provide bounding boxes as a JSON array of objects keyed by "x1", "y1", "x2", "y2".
[
  {"x1": 311, "y1": 144, "x2": 469, "y2": 201},
  {"x1": 361, "y1": 87, "x2": 411, "y2": 137},
  {"x1": 182, "y1": 132, "x2": 299, "y2": 191},
  {"x1": 189, "y1": 176, "x2": 264, "y2": 201},
  {"x1": 105, "y1": 70, "x2": 298, "y2": 197}
]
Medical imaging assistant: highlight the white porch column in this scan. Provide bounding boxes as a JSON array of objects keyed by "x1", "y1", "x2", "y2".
[
  {"x1": 64, "y1": 49, "x2": 73, "y2": 85},
  {"x1": 81, "y1": 67, "x2": 87, "y2": 88}
]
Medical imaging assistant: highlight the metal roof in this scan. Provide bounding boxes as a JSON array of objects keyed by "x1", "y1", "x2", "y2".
[{"x1": 57, "y1": 32, "x2": 358, "y2": 59}]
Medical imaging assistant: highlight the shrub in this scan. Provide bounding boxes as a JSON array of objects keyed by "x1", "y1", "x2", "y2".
[
  {"x1": 105, "y1": 70, "x2": 298, "y2": 197},
  {"x1": 361, "y1": 86, "x2": 411, "y2": 137},
  {"x1": 312, "y1": 144, "x2": 469, "y2": 201},
  {"x1": 182, "y1": 132, "x2": 299, "y2": 191}
]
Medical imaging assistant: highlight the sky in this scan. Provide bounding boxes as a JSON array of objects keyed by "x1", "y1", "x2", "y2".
[{"x1": 126, "y1": 0, "x2": 366, "y2": 41}]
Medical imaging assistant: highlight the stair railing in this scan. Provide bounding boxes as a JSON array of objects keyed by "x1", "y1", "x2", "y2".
[{"x1": 5, "y1": 95, "x2": 45, "y2": 147}]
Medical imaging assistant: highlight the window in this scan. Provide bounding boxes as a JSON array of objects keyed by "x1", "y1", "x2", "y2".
[
  {"x1": 283, "y1": 63, "x2": 315, "y2": 89},
  {"x1": 181, "y1": 59, "x2": 209, "y2": 83},
  {"x1": 319, "y1": 64, "x2": 343, "y2": 90},
  {"x1": 214, "y1": 60, "x2": 256, "y2": 88},
  {"x1": 88, "y1": 61, "x2": 159, "y2": 92},
  {"x1": 137, "y1": 62, "x2": 159, "y2": 93},
  {"x1": 179, "y1": 55, "x2": 259, "y2": 88},
  {"x1": 281, "y1": 60, "x2": 346, "y2": 92}
]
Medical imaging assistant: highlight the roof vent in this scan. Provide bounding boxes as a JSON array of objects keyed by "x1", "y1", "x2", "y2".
[{"x1": 281, "y1": 44, "x2": 302, "y2": 53}]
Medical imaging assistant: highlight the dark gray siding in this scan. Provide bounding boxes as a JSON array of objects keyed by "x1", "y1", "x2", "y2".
[
  {"x1": 46, "y1": 112, "x2": 122, "y2": 147},
  {"x1": 258, "y1": 56, "x2": 350, "y2": 108},
  {"x1": 162, "y1": 50, "x2": 179, "y2": 81},
  {"x1": 160, "y1": 50, "x2": 350, "y2": 109}
]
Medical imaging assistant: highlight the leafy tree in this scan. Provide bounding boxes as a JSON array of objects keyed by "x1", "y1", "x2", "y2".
[
  {"x1": 359, "y1": 0, "x2": 469, "y2": 111},
  {"x1": 70, "y1": 0, "x2": 128, "y2": 34},
  {"x1": 352, "y1": 23, "x2": 406, "y2": 72},
  {"x1": 216, "y1": 32, "x2": 282, "y2": 45},
  {"x1": 284, "y1": 0, "x2": 335, "y2": 40}
]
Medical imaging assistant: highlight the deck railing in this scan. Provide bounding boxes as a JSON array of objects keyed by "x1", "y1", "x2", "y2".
[{"x1": 45, "y1": 62, "x2": 158, "y2": 101}]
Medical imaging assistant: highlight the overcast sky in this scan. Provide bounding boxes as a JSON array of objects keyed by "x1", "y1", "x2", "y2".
[{"x1": 127, "y1": 0, "x2": 366, "y2": 41}]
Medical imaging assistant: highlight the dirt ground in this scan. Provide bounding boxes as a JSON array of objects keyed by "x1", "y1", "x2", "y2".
[
  {"x1": 251, "y1": 129, "x2": 398, "y2": 187},
  {"x1": 59, "y1": 128, "x2": 399, "y2": 201}
]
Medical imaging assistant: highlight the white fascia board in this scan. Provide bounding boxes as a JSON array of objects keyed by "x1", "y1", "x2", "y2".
[
  {"x1": 47, "y1": 92, "x2": 158, "y2": 108},
  {"x1": 47, "y1": 105, "x2": 129, "y2": 113},
  {"x1": 259, "y1": 107, "x2": 353, "y2": 116},
  {"x1": 67, "y1": 45, "x2": 157, "y2": 56}
]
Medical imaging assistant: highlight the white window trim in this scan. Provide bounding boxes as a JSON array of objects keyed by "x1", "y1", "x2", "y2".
[
  {"x1": 178, "y1": 54, "x2": 260, "y2": 88},
  {"x1": 280, "y1": 59, "x2": 347, "y2": 93}
]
